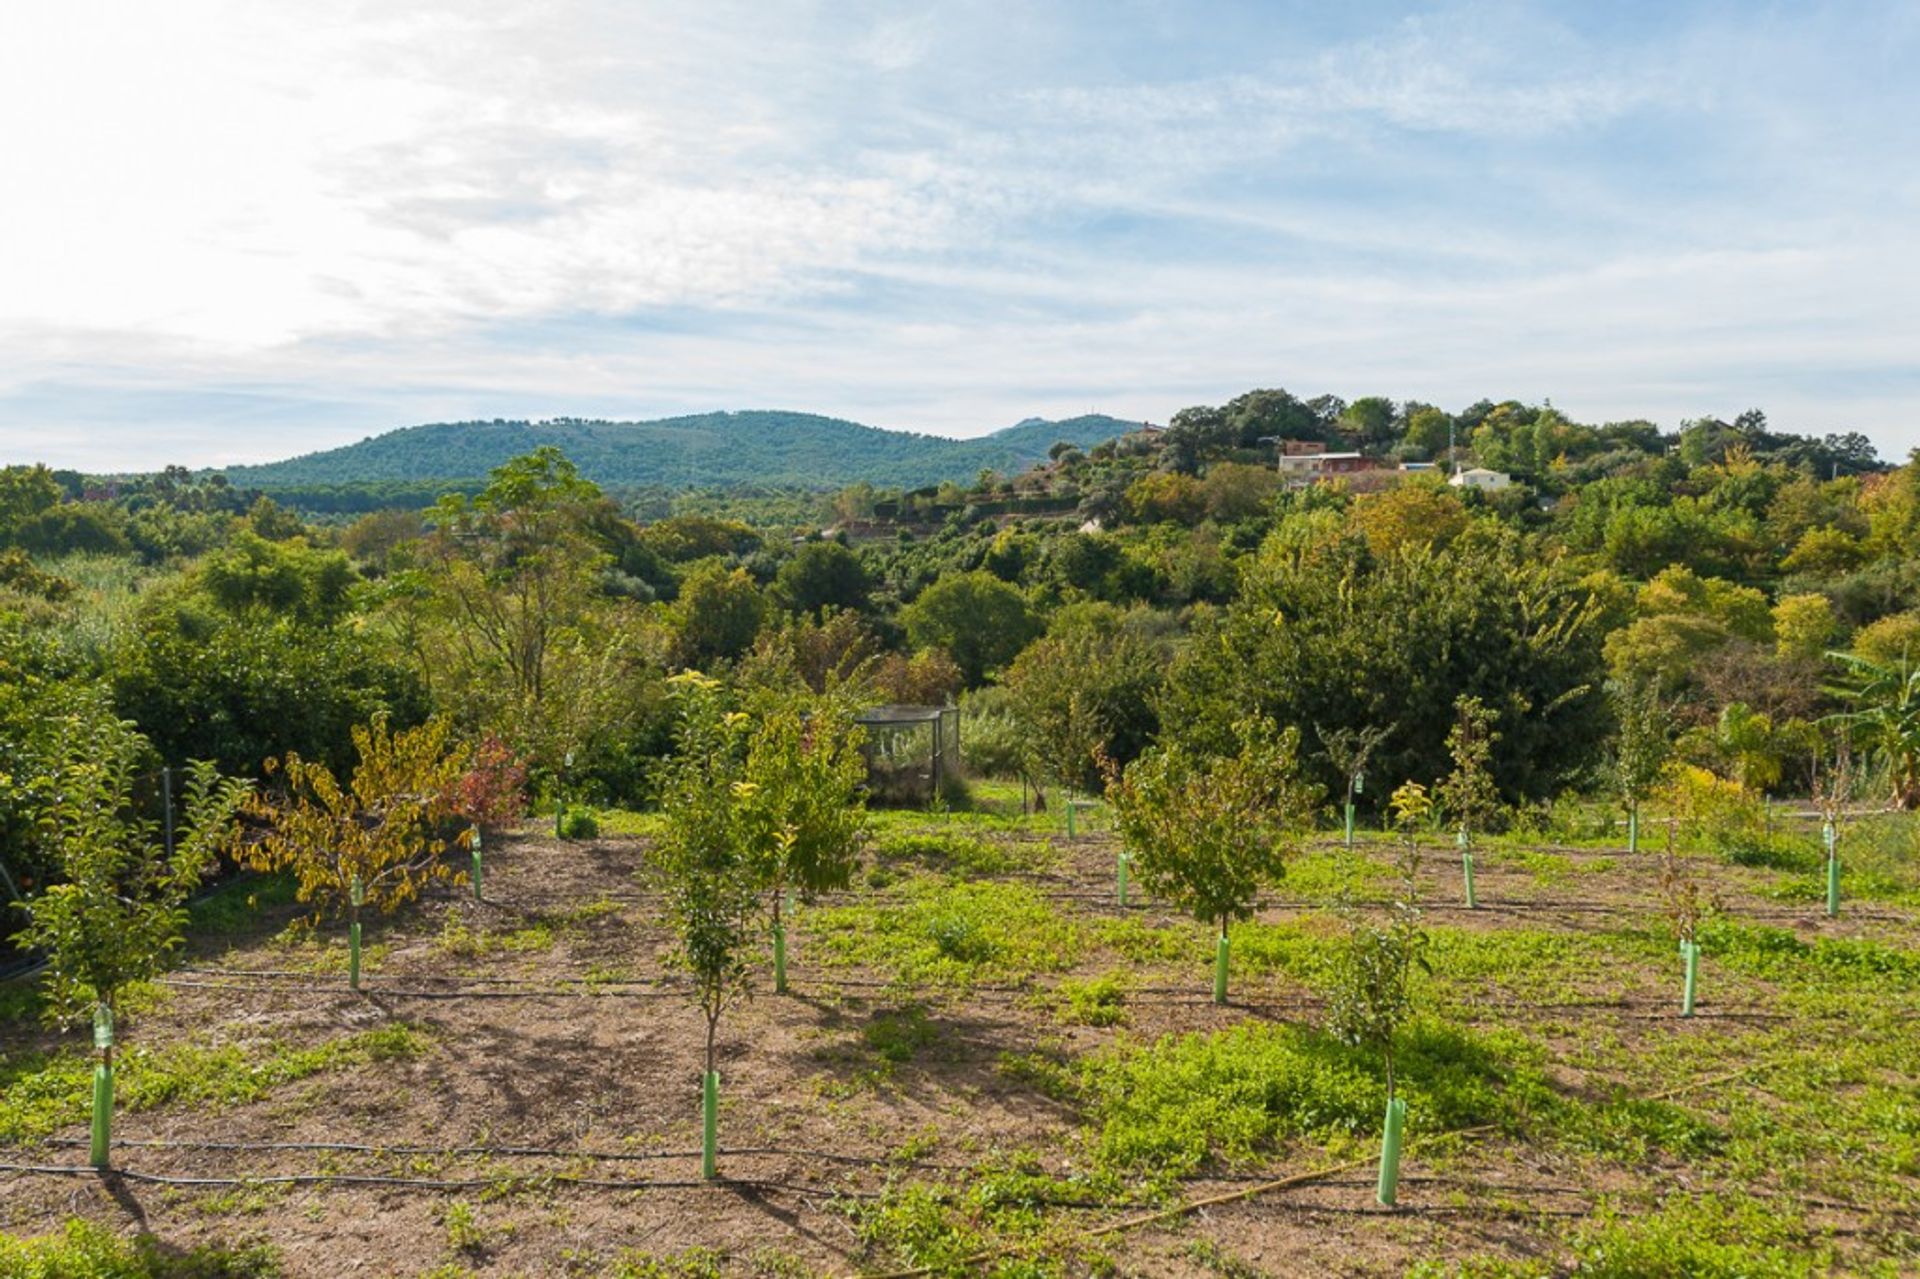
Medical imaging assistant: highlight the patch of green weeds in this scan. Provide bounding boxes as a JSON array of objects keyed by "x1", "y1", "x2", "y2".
[
  {"x1": 0, "y1": 1217, "x2": 282, "y2": 1276},
  {"x1": 849, "y1": 1156, "x2": 1111, "y2": 1278},
  {"x1": 1571, "y1": 1194, "x2": 1833, "y2": 1277},
  {"x1": 0, "y1": 1023, "x2": 429, "y2": 1143},
  {"x1": 1092, "y1": 917, "x2": 1193, "y2": 965},
  {"x1": 436, "y1": 917, "x2": 554, "y2": 958},
  {"x1": 873, "y1": 831, "x2": 1055, "y2": 877},
  {"x1": 1284, "y1": 848, "x2": 1391, "y2": 903},
  {"x1": 1695, "y1": 917, "x2": 1920, "y2": 988},
  {"x1": 808, "y1": 879, "x2": 1083, "y2": 985},
  {"x1": 1047, "y1": 974, "x2": 1129, "y2": 1027},
  {"x1": 188, "y1": 871, "x2": 301, "y2": 935},
  {"x1": 864, "y1": 1005, "x2": 941, "y2": 1064},
  {"x1": 604, "y1": 1246, "x2": 727, "y2": 1278},
  {"x1": 1080, "y1": 1019, "x2": 1528, "y2": 1178}
]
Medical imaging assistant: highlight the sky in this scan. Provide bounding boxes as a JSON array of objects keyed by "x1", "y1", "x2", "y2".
[{"x1": 2, "y1": 0, "x2": 1916, "y2": 471}]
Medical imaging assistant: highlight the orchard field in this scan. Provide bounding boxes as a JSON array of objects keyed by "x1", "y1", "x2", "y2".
[{"x1": 3, "y1": 793, "x2": 1917, "y2": 1278}]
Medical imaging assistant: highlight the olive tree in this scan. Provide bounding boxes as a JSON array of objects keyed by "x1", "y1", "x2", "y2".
[{"x1": 1107, "y1": 718, "x2": 1316, "y2": 1003}]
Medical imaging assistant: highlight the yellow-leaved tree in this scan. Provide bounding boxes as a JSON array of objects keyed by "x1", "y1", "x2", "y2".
[{"x1": 242, "y1": 715, "x2": 473, "y2": 986}]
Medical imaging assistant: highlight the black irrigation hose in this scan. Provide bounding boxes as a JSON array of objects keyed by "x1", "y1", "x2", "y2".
[
  {"x1": 45, "y1": 1137, "x2": 970, "y2": 1173},
  {"x1": 0, "y1": 1162, "x2": 877, "y2": 1197}
]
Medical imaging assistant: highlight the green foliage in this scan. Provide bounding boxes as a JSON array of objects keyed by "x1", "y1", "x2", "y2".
[
  {"x1": 809, "y1": 879, "x2": 1083, "y2": 985},
  {"x1": 773, "y1": 540, "x2": 870, "y2": 617},
  {"x1": 1826, "y1": 649, "x2": 1920, "y2": 808},
  {"x1": 901, "y1": 570, "x2": 1038, "y2": 685},
  {"x1": 672, "y1": 561, "x2": 767, "y2": 667},
  {"x1": 1002, "y1": 605, "x2": 1164, "y2": 792},
  {"x1": 0, "y1": 1025, "x2": 428, "y2": 1144},
  {"x1": 1602, "y1": 679, "x2": 1672, "y2": 846},
  {"x1": 1323, "y1": 784, "x2": 1433, "y2": 1096},
  {"x1": 1437, "y1": 695, "x2": 1502, "y2": 841},
  {"x1": 650, "y1": 675, "x2": 764, "y2": 1071},
  {"x1": 18, "y1": 743, "x2": 245, "y2": 1019},
  {"x1": 1167, "y1": 529, "x2": 1609, "y2": 804},
  {"x1": 1107, "y1": 719, "x2": 1316, "y2": 933},
  {"x1": 1570, "y1": 1195, "x2": 1831, "y2": 1278},
  {"x1": 111, "y1": 585, "x2": 427, "y2": 780},
  {"x1": 556, "y1": 804, "x2": 600, "y2": 839},
  {"x1": 0, "y1": 1218, "x2": 281, "y2": 1278},
  {"x1": 734, "y1": 686, "x2": 869, "y2": 905},
  {"x1": 1081, "y1": 1019, "x2": 1517, "y2": 1177},
  {"x1": 221, "y1": 413, "x2": 1135, "y2": 494}
]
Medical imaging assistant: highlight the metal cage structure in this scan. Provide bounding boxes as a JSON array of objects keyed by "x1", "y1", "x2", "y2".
[{"x1": 855, "y1": 704, "x2": 962, "y2": 807}]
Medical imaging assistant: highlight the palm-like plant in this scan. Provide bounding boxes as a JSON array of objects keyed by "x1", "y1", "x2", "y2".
[{"x1": 1825, "y1": 652, "x2": 1920, "y2": 810}]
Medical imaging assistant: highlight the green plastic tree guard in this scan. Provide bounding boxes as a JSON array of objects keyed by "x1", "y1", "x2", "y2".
[
  {"x1": 1376, "y1": 1095, "x2": 1407, "y2": 1207},
  {"x1": 1681, "y1": 940, "x2": 1698, "y2": 1017},
  {"x1": 1461, "y1": 850, "x2": 1477, "y2": 910},
  {"x1": 773, "y1": 918, "x2": 788, "y2": 994},
  {"x1": 1628, "y1": 806, "x2": 1639, "y2": 854},
  {"x1": 471, "y1": 827, "x2": 483, "y2": 902},
  {"x1": 1116, "y1": 851, "x2": 1129, "y2": 908},
  {"x1": 1344, "y1": 802, "x2": 1356, "y2": 851},
  {"x1": 1824, "y1": 822, "x2": 1839, "y2": 918},
  {"x1": 1213, "y1": 930, "x2": 1230, "y2": 1005},
  {"x1": 90, "y1": 1004, "x2": 114, "y2": 1169},
  {"x1": 702, "y1": 1071, "x2": 720, "y2": 1179},
  {"x1": 348, "y1": 875, "x2": 365, "y2": 991}
]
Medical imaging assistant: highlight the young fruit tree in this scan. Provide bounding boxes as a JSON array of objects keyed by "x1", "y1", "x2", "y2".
[
  {"x1": 242, "y1": 715, "x2": 474, "y2": 990},
  {"x1": 1657, "y1": 772, "x2": 1723, "y2": 1018},
  {"x1": 734, "y1": 686, "x2": 868, "y2": 994},
  {"x1": 1605, "y1": 678, "x2": 1672, "y2": 854},
  {"x1": 1810, "y1": 730, "x2": 1855, "y2": 919},
  {"x1": 1106, "y1": 717, "x2": 1316, "y2": 1003},
  {"x1": 1437, "y1": 695, "x2": 1502, "y2": 909},
  {"x1": 652, "y1": 674, "x2": 765, "y2": 1179},
  {"x1": 16, "y1": 740, "x2": 247, "y2": 1168},
  {"x1": 1325, "y1": 782, "x2": 1434, "y2": 1207},
  {"x1": 1320, "y1": 721, "x2": 1394, "y2": 852}
]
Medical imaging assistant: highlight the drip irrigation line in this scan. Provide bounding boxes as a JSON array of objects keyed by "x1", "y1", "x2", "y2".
[
  {"x1": 0, "y1": 1162, "x2": 877, "y2": 1198},
  {"x1": 46, "y1": 1137, "x2": 968, "y2": 1172}
]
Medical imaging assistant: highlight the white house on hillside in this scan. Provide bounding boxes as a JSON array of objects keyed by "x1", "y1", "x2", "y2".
[{"x1": 1449, "y1": 467, "x2": 1512, "y2": 491}]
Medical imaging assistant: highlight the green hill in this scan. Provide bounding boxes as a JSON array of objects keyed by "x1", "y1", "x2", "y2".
[{"x1": 222, "y1": 411, "x2": 1140, "y2": 496}]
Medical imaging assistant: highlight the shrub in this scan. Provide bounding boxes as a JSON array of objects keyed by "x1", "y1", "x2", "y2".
[{"x1": 557, "y1": 805, "x2": 600, "y2": 840}]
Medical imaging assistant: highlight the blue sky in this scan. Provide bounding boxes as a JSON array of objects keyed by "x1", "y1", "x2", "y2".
[{"x1": 1, "y1": 0, "x2": 1915, "y2": 470}]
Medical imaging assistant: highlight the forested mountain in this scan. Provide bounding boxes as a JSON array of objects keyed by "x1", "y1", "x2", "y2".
[{"x1": 220, "y1": 411, "x2": 1141, "y2": 495}]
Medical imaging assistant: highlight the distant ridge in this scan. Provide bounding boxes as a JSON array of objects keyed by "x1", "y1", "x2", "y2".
[{"x1": 222, "y1": 411, "x2": 1142, "y2": 494}]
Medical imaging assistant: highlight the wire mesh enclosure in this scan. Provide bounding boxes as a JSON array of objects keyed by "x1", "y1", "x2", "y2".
[{"x1": 855, "y1": 704, "x2": 962, "y2": 807}]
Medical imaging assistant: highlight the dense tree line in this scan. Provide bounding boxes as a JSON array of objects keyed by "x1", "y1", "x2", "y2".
[{"x1": 4, "y1": 387, "x2": 1919, "y2": 954}]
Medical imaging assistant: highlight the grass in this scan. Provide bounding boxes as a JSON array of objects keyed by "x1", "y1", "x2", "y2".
[{"x1": 0, "y1": 1023, "x2": 430, "y2": 1144}]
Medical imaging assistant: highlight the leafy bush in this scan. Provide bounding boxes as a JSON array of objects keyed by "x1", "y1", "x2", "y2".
[{"x1": 557, "y1": 804, "x2": 601, "y2": 840}]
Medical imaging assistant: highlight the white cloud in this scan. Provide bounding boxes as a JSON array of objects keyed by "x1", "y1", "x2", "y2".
[{"x1": 0, "y1": 0, "x2": 1914, "y2": 469}]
